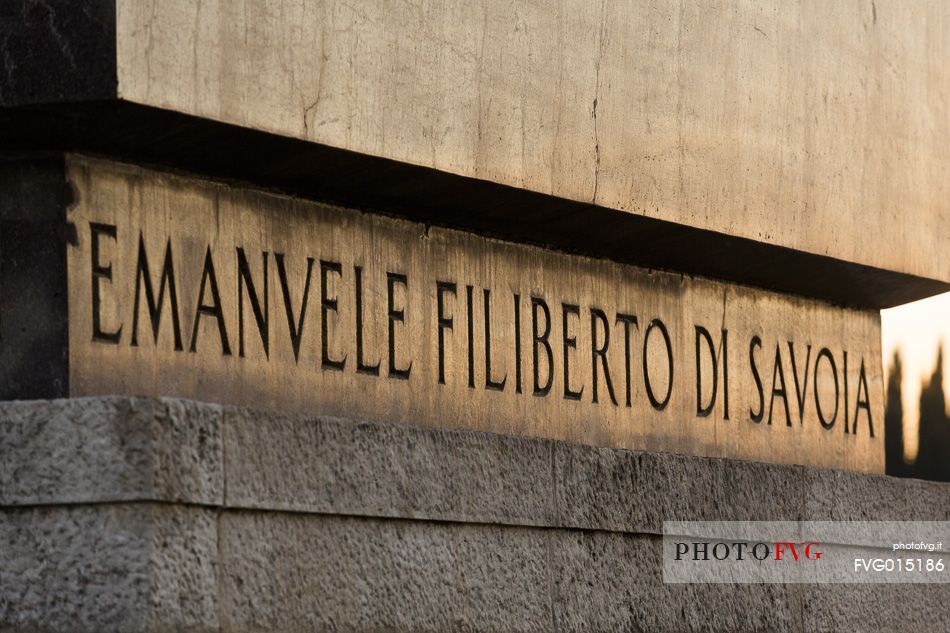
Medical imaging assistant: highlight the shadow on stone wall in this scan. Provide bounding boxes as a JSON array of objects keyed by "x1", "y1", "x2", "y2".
[{"x1": 885, "y1": 346, "x2": 950, "y2": 481}]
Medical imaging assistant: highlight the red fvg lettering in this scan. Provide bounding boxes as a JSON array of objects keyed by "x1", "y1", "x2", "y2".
[{"x1": 773, "y1": 542, "x2": 822, "y2": 561}]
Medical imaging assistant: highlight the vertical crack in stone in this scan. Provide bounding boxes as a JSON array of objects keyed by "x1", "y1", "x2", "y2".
[
  {"x1": 474, "y1": 0, "x2": 489, "y2": 175},
  {"x1": 592, "y1": 95, "x2": 600, "y2": 204},
  {"x1": 675, "y1": 0, "x2": 688, "y2": 215},
  {"x1": 303, "y1": 8, "x2": 329, "y2": 138},
  {"x1": 591, "y1": 0, "x2": 607, "y2": 205},
  {"x1": 550, "y1": 0, "x2": 565, "y2": 195}
]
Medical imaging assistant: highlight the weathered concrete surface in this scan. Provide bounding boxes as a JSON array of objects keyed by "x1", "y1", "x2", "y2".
[
  {"x1": 218, "y1": 513, "x2": 553, "y2": 633},
  {"x1": 65, "y1": 155, "x2": 886, "y2": 473},
  {"x1": 106, "y1": 0, "x2": 950, "y2": 287},
  {"x1": 6, "y1": 398, "x2": 949, "y2": 530},
  {"x1": 217, "y1": 514, "x2": 808, "y2": 633},
  {"x1": 0, "y1": 503, "x2": 218, "y2": 633},
  {"x1": 0, "y1": 397, "x2": 222, "y2": 506},
  {"x1": 224, "y1": 406, "x2": 556, "y2": 526},
  {"x1": 553, "y1": 442, "x2": 806, "y2": 531},
  {"x1": 3, "y1": 510, "x2": 944, "y2": 633},
  {"x1": 2, "y1": 397, "x2": 950, "y2": 632},
  {"x1": 225, "y1": 407, "x2": 807, "y2": 530},
  {"x1": 549, "y1": 531, "x2": 803, "y2": 633},
  {"x1": 803, "y1": 466, "x2": 950, "y2": 522},
  {"x1": 801, "y1": 585, "x2": 950, "y2": 633}
]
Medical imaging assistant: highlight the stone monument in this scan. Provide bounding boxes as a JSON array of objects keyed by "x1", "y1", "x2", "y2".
[{"x1": 1, "y1": 1, "x2": 949, "y2": 631}]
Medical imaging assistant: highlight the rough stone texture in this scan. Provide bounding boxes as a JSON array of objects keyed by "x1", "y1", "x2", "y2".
[
  {"x1": 2, "y1": 397, "x2": 950, "y2": 632},
  {"x1": 5, "y1": 396, "x2": 950, "y2": 530},
  {"x1": 801, "y1": 585, "x2": 950, "y2": 633},
  {"x1": 554, "y1": 444, "x2": 804, "y2": 534},
  {"x1": 0, "y1": 397, "x2": 222, "y2": 506},
  {"x1": 220, "y1": 516, "x2": 947, "y2": 633},
  {"x1": 803, "y1": 467, "x2": 950, "y2": 522},
  {"x1": 224, "y1": 407, "x2": 555, "y2": 526},
  {"x1": 217, "y1": 514, "x2": 812, "y2": 633},
  {"x1": 4, "y1": 504, "x2": 947, "y2": 633},
  {"x1": 0, "y1": 503, "x2": 217, "y2": 633},
  {"x1": 145, "y1": 504, "x2": 219, "y2": 632},
  {"x1": 218, "y1": 513, "x2": 552, "y2": 633},
  {"x1": 550, "y1": 531, "x2": 803, "y2": 633}
]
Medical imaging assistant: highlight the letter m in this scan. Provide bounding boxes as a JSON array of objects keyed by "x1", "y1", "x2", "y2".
[{"x1": 131, "y1": 234, "x2": 183, "y2": 350}]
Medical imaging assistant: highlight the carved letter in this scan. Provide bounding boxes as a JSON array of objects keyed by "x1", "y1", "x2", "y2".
[
  {"x1": 274, "y1": 253, "x2": 314, "y2": 363},
  {"x1": 514, "y1": 293, "x2": 523, "y2": 394},
  {"x1": 320, "y1": 260, "x2": 346, "y2": 371},
  {"x1": 531, "y1": 297, "x2": 553, "y2": 396},
  {"x1": 484, "y1": 288, "x2": 507, "y2": 391},
  {"x1": 853, "y1": 358, "x2": 874, "y2": 438},
  {"x1": 237, "y1": 248, "x2": 268, "y2": 358},
  {"x1": 767, "y1": 343, "x2": 791, "y2": 426},
  {"x1": 562, "y1": 303, "x2": 583, "y2": 401},
  {"x1": 436, "y1": 281, "x2": 456, "y2": 385},
  {"x1": 131, "y1": 234, "x2": 183, "y2": 351},
  {"x1": 788, "y1": 341, "x2": 812, "y2": 424},
  {"x1": 90, "y1": 222, "x2": 121, "y2": 343},
  {"x1": 616, "y1": 313, "x2": 639, "y2": 407},
  {"x1": 749, "y1": 335, "x2": 764, "y2": 423},
  {"x1": 643, "y1": 319, "x2": 673, "y2": 411},
  {"x1": 814, "y1": 347, "x2": 839, "y2": 430},
  {"x1": 387, "y1": 272, "x2": 411, "y2": 379},
  {"x1": 355, "y1": 265, "x2": 380, "y2": 375},
  {"x1": 590, "y1": 308, "x2": 617, "y2": 405},
  {"x1": 190, "y1": 247, "x2": 231, "y2": 355}
]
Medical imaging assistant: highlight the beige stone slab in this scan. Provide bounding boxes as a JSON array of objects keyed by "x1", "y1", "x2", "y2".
[
  {"x1": 66, "y1": 155, "x2": 884, "y2": 472},
  {"x1": 113, "y1": 0, "x2": 950, "y2": 284}
]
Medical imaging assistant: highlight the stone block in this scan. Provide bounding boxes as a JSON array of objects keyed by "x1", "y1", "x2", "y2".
[
  {"x1": 0, "y1": 397, "x2": 222, "y2": 506},
  {"x1": 801, "y1": 584, "x2": 950, "y2": 633},
  {"x1": 224, "y1": 406, "x2": 555, "y2": 526},
  {"x1": 0, "y1": 503, "x2": 217, "y2": 633},
  {"x1": 803, "y1": 467, "x2": 950, "y2": 521},
  {"x1": 550, "y1": 530, "x2": 803, "y2": 633},
  {"x1": 218, "y1": 512, "x2": 551, "y2": 633},
  {"x1": 554, "y1": 444, "x2": 805, "y2": 534},
  {"x1": 5, "y1": 4, "x2": 950, "y2": 307},
  {"x1": 57, "y1": 156, "x2": 884, "y2": 473}
]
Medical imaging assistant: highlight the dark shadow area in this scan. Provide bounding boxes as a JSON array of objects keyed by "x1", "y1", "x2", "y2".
[
  {"x1": 2, "y1": 101, "x2": 948, "y2": 310},
  {"x1": 885, "y1": 346, "x2": 950, "y2": 481}
]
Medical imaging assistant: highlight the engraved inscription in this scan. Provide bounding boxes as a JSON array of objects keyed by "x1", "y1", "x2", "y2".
[{"x1": 66, "y1": 156, "x2": 885, "y2": 472}]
